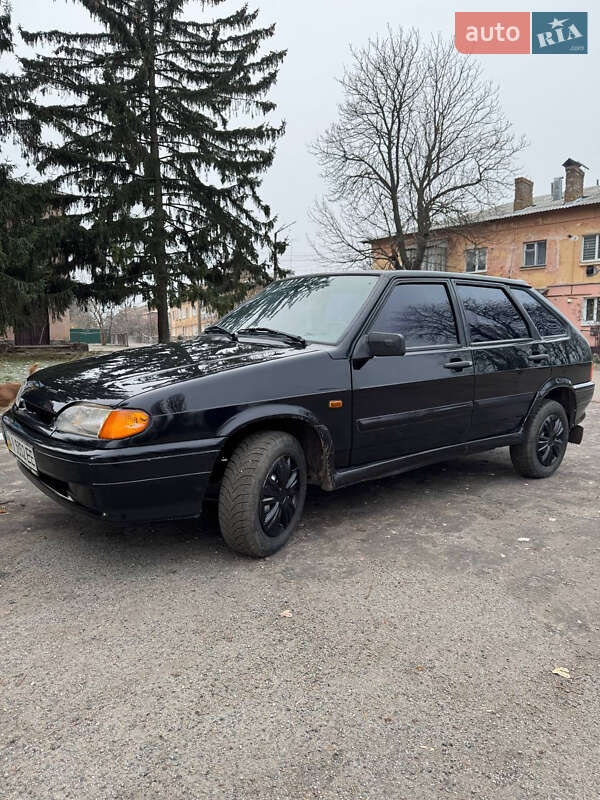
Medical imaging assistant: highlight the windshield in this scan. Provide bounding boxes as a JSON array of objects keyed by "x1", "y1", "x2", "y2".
[{"x1": 218, "y1": 275, "x2": 380, "y2": 344}]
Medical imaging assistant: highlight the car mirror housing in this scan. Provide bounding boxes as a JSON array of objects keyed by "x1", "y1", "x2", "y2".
[{"x1": 366, "y1": 331, "x2": 406, "y2": 357}]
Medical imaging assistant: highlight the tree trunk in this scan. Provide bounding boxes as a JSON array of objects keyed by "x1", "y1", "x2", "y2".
[
  {"x1": 147, "y1": 4, "x2": 170, "y2": 343},
  {"x1": 14, "y1": 299, "x2": 50, "y2": 345}
]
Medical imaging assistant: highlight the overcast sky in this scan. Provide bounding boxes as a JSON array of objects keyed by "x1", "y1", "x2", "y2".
[{"x1": 9, "y1": 0, "x2": 599, "y2": 274}]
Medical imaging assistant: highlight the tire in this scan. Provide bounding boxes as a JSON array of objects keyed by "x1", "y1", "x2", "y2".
[
  {"x1": 510, "y1": 399, "x2": 569, "y2": 479},
  {"x1": 218, "y1": 431, "x2": 307, "y2": 557}
]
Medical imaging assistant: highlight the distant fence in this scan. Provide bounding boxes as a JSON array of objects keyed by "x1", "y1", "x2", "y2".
[{"x1": 70, "y1": 328, "x2": 102, "y2": 344}]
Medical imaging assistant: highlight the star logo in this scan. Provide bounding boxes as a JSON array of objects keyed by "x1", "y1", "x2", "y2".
[{"x1": 532, "y1": 11, "x2": 587, "y2": 54}]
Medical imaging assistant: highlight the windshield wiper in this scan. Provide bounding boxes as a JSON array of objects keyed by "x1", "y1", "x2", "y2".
[
  {"x1": 203, "y1": 325, "x2": 237, "y2": 341},
  {"x1": 237, "y1": 327, "x2": 306, "y2": 347}
]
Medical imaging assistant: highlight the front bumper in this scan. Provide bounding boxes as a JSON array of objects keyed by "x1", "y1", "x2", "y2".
[{"x1": 2, "y1": 413, "x2": 223, "y2": 522}]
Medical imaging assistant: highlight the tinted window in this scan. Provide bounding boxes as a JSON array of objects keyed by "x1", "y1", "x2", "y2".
[
  {"x1": 457, "y1": 285, "x2": 529, "y2": 343},
  {"x1": 512, "y1": 289, "x2": 567, "y2": 337},
  {"x1": 373, "y1": 283, "x2": 458, "y2": 347}
]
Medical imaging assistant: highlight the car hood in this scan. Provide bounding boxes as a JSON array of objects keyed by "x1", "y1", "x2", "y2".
[{"x1": 18, "y1": 337, "x2": 311, "y2": 415}]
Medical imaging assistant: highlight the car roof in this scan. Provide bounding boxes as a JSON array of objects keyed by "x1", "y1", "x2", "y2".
[{"x1": 288, "y1": 270, "x2": 530, "y2": 287}]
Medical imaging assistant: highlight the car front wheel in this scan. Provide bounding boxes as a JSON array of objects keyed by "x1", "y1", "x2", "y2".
[
  {"x1": 218, "y1": 431, "x2": 307, "y2": 557},
  {"x1": 510, "y1": 399, "x2": 569, "y2": 479}
]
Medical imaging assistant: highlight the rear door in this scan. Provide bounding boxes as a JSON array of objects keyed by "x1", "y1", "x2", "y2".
[
  {"x1": 455, "y1": 282, "x2": 551, "y2": 439},
  {"x1": 351, "y1": 280, "x2": 474, "y2": 465}
]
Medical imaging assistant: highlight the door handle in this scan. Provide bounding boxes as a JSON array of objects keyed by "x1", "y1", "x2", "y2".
[
  {"x1": 443, "y1": 359, "x2": 472, "y2": 371},
  {"x1": 528, "y1": 353, "x2": 549, "y2": 362}
]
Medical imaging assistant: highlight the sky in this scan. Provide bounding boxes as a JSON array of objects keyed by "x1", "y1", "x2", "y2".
[{"x1": 8, "y1": 0, "x2": 599, "y2": 275}]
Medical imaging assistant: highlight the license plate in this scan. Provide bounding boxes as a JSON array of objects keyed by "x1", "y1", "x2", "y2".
[{"x1": 5, "y1": 429, "x2": 38, "y2": 474}]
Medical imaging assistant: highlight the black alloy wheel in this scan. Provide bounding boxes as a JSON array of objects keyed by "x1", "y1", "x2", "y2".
[
  {"x1": 536, "y1": 413, "x2": 566, "y2": 467},
  {"x1": 259, "y1": 455, "x2": 301, "y2": 537}
]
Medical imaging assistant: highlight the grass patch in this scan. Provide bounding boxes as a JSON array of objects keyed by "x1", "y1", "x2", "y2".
[{"x1": 0, "y1": 353, "x2": 86, "y2": 384}]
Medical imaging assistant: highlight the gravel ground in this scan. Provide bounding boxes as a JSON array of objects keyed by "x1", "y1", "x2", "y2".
[{"x1": 1, "y1": 378, "x2": 599, "y2": 800}]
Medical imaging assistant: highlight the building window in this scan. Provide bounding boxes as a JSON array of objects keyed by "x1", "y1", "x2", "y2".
[
  {"x1": 582, "y1": 234, "x2": 600, "y2": 262},
  {"x1": 583, "y1": 297, "x2": 600, "y2": 324},
  {"x1": 523, "y1": 240, "x2": 546, "y2": 268},
  {"x1": 465, "y1": 247, "x2": 487, "y2": 273},
  {"x1": 404, "y1": 244, "x2": 447, "y2": 271}
]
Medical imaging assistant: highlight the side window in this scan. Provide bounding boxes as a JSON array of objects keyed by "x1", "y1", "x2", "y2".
[
  {"x1": 372, "y1": 283, "x2": 458, "y2": 348},
  {"x1": 456, "y1": 284, "x2": 530, "y2": 343},
  {"x1": 511, "y1": 288, "x2": 567, "y2": 337}
]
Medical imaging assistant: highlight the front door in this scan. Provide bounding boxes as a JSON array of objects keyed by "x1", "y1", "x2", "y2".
[
  {"x1": 351, "y1": 281, "x2": 474, "y2": 466},
  {"x1": 455, "y1": 282, "x2": 551, "y2": 439}
]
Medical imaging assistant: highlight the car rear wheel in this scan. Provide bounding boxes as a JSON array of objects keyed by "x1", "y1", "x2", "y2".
[
  {"x1": 218, "y1": 431, "x2": 307, "y2": 557},
  {"x1": 510, "y1": 399, "x2": 569, "y2": 479}
]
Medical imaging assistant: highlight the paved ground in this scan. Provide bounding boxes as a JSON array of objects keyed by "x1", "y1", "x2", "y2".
[{"x1": 1, "y1": 377, "x2": 599, "y2": 800}]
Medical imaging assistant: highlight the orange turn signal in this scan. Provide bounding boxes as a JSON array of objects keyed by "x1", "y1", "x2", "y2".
[{"x1": 99, "y1": 409, "x2": 150, "y2": 440}]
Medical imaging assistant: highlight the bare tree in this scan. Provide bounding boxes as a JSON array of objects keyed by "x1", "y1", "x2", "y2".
[
  {"x1": 310, "y1": 28, "x2": 526, "y2": 269},
  {"x1": 86, "y1": 298, "x2": 119, "y2": 346}
]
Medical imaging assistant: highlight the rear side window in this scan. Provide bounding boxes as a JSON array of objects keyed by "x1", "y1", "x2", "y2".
[
  {"x1": 456, "y1": 284, "x2": 529, "y2": 343},
  {"x1": 511, "y1": 288, "x2": 567, "y2": 337},
  {"x1": 372, "y1": 283, "x2": 458, "y2": 348}
]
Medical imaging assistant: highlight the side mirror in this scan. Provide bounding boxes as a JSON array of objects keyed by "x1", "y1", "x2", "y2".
[{"x1": 367, "y1": 331, "x2": 406, "y2": 357}]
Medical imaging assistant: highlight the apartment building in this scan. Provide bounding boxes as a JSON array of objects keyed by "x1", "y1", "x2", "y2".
[
  {"x1": 169, "y1": 300, "x2": 217, "y2": 340},
  {"x1": 371, "y1": 158, "x2": 600, "y2": 346}
]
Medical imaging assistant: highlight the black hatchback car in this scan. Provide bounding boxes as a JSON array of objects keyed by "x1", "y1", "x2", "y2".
[{"x1": 2, "y1": 271, "x2": 595, "y2": 556}]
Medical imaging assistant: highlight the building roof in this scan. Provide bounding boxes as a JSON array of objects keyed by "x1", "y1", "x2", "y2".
[
  {"x1": 369, "y1": 184, "x2": 600, "y2": 245},
  {"x1": 467, "y1": 184, "x2": 600, "y2": 226}
]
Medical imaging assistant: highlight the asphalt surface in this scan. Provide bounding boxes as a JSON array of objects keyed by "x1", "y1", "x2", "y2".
[{"x1": 1, "y1": 377, "x2": 599, "y2": 799}]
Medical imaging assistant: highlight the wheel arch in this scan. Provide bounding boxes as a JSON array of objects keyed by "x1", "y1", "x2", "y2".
[
  {"x1": 528, "y1": 378, "x2": 577, "y2": 429},
  {"x1": 211, "y1": 405, "x2": 336, "y2": 490}
]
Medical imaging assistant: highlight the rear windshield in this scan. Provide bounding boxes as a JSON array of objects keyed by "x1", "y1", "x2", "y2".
[{"x1": 219, "y1": 275, "x2": 380, "y2": 344}]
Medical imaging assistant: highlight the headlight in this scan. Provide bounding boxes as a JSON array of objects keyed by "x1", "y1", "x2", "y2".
[{"x1": 55, "y1": 404, "x2": 150, "y2": 439}]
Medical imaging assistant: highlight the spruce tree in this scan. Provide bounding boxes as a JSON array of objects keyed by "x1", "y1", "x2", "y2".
[
  {"x1": 0, "y1": 0, "x2": 16, "y2": 134},
  {"x1": 18, "y1": 0, "x2": 286, "y2": 342},
  {"x1": 0, "y1": 3, "x2": 90, "y2": 341},
  {"x1": 0, "y1": 166, "x2": 95, "y2": 341}
]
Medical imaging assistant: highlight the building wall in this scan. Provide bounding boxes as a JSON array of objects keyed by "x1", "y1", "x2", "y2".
[
  {"x1": 374, "y1": 204, "x2": 600, "y2": 346},
  {"x1": 169, "y1": 301, "x2": 217, "y2": 339},
  {"x1": 49, "y1": 309, "x2": 71, "y2": 342},
  {"x1": 545, "y1": 283, "x2": 600, "y2": 346}
]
